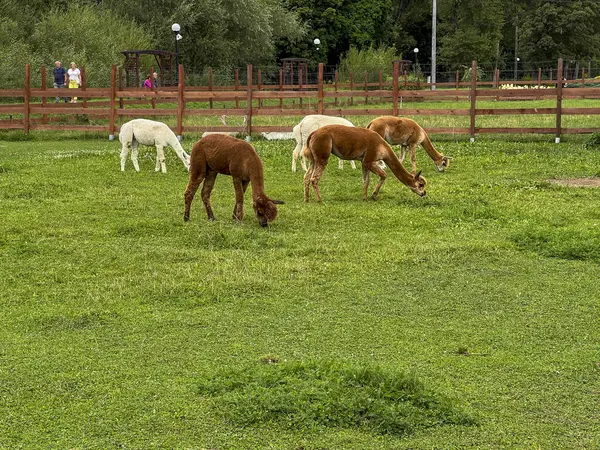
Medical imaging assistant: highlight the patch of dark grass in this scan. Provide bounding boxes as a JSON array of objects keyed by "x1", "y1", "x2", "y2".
[
  {"x1": 198, "y1": 360, "x2": 476, "y2": 436},
  {"x1": 39, "y1": 311, "x2": 119, "y2": 332},
  {"x1": 511, "y1": 226, "x2": 600, "y2": 263}
]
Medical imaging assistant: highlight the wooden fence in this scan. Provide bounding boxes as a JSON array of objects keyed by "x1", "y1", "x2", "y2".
[{"x1": 1, "y1": 59, "x2": 599, "y2": 141}]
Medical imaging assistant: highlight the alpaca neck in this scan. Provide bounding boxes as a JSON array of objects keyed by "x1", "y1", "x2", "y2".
[
  {"x1": 422, "y1": 134, "x2": 442, "y2": 162},
  {"x1": 249, "y1": 166, "x2": 267, "y2": 200},
  {"x1": 382, "y1": 149, "x2": 415, "y2": 187}
]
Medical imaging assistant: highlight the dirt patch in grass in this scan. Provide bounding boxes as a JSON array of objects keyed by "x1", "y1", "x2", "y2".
[{"x1": 548, "y1": 177, "x2": 600, "y2": 187}]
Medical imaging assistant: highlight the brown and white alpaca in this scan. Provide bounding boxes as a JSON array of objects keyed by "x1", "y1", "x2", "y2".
[
  {"x1": 291, "y1": 115, "x2": 357, "y2": 172},
  {"x1": 183, "y1": 134, "x2": 284, "y2": 227},
  {"x1": 366, "y1": 116, "x2": 451, "y2": 174},
  {"x1": 303, "y1": 125, "x2": 427, "y2": 202}
]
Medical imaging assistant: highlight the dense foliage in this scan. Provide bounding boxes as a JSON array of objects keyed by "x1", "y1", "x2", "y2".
[{"x1": 2, "y1": 0, "x2": 600, "y2": 86}]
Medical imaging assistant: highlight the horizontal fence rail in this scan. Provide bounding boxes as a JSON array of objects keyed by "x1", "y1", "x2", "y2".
[{"x1": 0, "y1": 59, "x2": 598, "y2": 141}]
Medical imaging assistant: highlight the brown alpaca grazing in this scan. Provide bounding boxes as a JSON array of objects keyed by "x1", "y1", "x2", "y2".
[
  {"x1": 366, "y1": 116, "x2": 451, "y2": 174},
  {"x1": 183, "y1": 134, "x2": 284, "y2": 227},
  {"x1": 303, "y1": 125, "x2": 427, "y2": 202}
]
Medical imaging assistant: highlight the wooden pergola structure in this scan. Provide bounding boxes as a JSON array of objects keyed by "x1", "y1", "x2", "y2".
[
  {"x1": 121, "y1": 50, "x2": 176, "y2": 88},
  {"x1": 282, "y1": 58, "x2": 309, "y2": 85}
]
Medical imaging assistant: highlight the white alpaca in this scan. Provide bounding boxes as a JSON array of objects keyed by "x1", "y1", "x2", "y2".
[
  {"x1": 119, "y1": 119, "x2": 190, "y2": 173},
  {"x1": 291, "y1": 115, "x2": 357, "y2": 172},
  {"x1": 201, "y1": 115, "x2": 246, "y2": 138}
]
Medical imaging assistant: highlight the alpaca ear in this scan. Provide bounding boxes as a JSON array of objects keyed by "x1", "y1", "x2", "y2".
[
  {"x1": 415, "y1": 170, "x2": 422, "y2": 178},
  {"x1": 271, "y1": 199, "x2": 285, "y2": 205}
]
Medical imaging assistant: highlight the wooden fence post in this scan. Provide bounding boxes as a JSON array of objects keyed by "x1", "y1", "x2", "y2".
[
  {"x1": 41, "y1": 65, "x2": 47, "y2": 123},
  {"x1": 317, "y1": 63, "x2": 324, "y2": 115},
  {"x1": 279, "y1": 69, "x2": 283, "y2": 109},
  {"x1": 470, "y1": 60, "x2": 477, "y2": 142},
  {"x1": 235, "y1": 68, "x2": 239, "y2": 109},
  {"x1": 150, "y1": 66, "x2": 156, "y2": 109},
  {"x1": 109, "y1": 64, "x2": 116, "y2": 140},
  {"x1": 334, "y1": 71, "x2": 339, "y2": 107},
  {"x1": 118, "y1": 67, "x2": 124, "y2": 109},
  {"x1": 379, "y1": 70, "x2": 383, "y2": 104},
  {"x1": 555, "y1": 58, "x2": 563, "y2": 144},
  {"x1": 364, "y1": 71, "x2": 368, "y2": 105},
  {"x1": 581, "y1": 67, "x2": 585, "y2": 87},
  {"x1": 298, "y1": 68, "x2": 303, "y2": 109},
  {"x1": 392, "y1": 61, "x2": 399, "y2": 116},
  {"x1": 177, "y1": 64, "x2": 184, "y2": 140},
  {"x1": 81, "y1": 65, "x2": 87, "y2": 109},
  {"x1": 24, "y1": 64, "x2": 30, "y2": 134},
  {"x1": 349, "y1": 72, "x2": 354, "y2": 106},
  {"x1": 209, "y1": 67, "x2": 213, "y2": 109},
  {"x1": 257, "y1": 69, "x2": 262, "y2": 109},
  {"x1": 456, "y1": 70, "x2": 460, "y2": 102},
  {"x1": 246, "y1": 64, "x2": 253, "y2": 139}
]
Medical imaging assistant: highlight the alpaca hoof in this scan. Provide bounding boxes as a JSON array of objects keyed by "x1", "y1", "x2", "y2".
[
  {"x1": 184, "y1": 215, "x2": 190, "y2": 222},
  {"x1": 208, "y1": 216, "x2": 216, "y2": 222},
  {"x1": 372, "y1": 194, "x2": 378, "y2": 201}
]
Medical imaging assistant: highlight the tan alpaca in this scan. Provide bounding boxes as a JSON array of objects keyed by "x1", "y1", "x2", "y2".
[
  {"x1": 303, "y1": 125, "x2": 427, "y2": 202},
  {"x1": 367, "y1": 116, "x2": 451, "y2": 174},
  {"x1": 184, "y1": 134, "x2": 284, "y2": 227}
]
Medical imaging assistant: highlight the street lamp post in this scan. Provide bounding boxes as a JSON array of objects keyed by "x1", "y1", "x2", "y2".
[
  {"x1": 172, "y1": 23, "x2": 182, "y2": 85},
  {"x1": 413, "y1": 48, "x2": 419, "y2": 77}
]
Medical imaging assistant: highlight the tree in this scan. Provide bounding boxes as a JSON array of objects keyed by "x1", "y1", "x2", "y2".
[
  {"x1": 280, "y1": 0, "x2": 395, "y2": 65},
  {"x1": 437, "y1": 0, "x2": 504, "y2": 70},
  {"x1": 517, "y1": 0, "x2": 600, "y2": 62}
]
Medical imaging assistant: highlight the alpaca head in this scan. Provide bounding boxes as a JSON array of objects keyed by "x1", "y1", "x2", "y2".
[
  {"x1": 253, "y1": 196, "x2": 284, "y2": 227},
  {"x1": 410, "y1": 171, "x2": 427, "y2": 197},
  {"x1": 435, "y1": 156, "x2": 452, "y2": 172}
]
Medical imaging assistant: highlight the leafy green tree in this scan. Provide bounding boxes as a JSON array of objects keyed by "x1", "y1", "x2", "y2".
[
  {"x1": 95, "y1": 0, "x2": 305, "y2": 72},
  {"x1": 517, "y1": 0, "x2": 600, "y2": 62},
  {"x1": 437, "y1": 0, "x2": 504, "y2": 70},
  {"x1": 27, "y1": 4, "x2": 153, "y2": 86},
  {"x1": 280, "y1": 0, "x2": 395, "y2": 65}
]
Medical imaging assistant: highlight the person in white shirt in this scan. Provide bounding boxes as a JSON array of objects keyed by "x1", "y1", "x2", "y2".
[{"x1": 67, "y1": 62, "x2": 81, "y2": 103}]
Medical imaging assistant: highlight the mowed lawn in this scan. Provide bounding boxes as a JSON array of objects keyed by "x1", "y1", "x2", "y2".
[{"x1": 0, "y1": 132, "x2": 599, "y2": 449}]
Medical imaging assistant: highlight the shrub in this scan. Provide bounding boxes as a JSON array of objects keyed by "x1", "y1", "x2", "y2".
[{"x1": 339, "y1": 45, "x2": 401, "y2": 83}]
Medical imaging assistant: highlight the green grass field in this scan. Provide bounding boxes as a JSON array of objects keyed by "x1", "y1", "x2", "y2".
[{"x1": 0, "y1": 130, "x2": 599, "y2": 448}]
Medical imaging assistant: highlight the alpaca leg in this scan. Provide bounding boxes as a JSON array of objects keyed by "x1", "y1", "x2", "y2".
[
  {"x1": 409, "y1": 143, "x2": 418, "y2": 175},
  {"x1": 338, "y1": 158, "x2": 344, "y2": 170},
  {"x1": 156, "y1": 145, "x2": 167, "y2": 173},
  {"x1": 365, "y1": 162, "x2": 387, "y2": 200},
  {"x1": 361, "y1": 164, "x2": 371, "y2": 201},
  {"x1": 183, "y1": 164, "x2": 207, "y2": 221},
  {"x1": 350, "y1": 160, "x2": 357, "y2": 170},
  {"x1": 301, "y1": 155, "x2": 309, "y2": 172},
  {"x1": 310, "y1": 162, "x2": 327, "y2": 203},
  {"x1": 399, "y1": 145, "x2": 407, "y2": 163},
  {"x1": 201, "y1": 170, "x2": 218, "y2": 221},
  {"x1": 303, "y1": 159, "x2": 314, "y2": 202},
  {"x1": 131, "y1": 141, "x2": 140, "y2": 172},
  {"x1": 232, "y1": 177, "x2": 246, "y2": 221},
  {"x1": 120, "y1": 142, "x2": 130, "y2": 171},
  {"x1": 292, "y1": 142, "x2": 302, "y2": 173}
]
